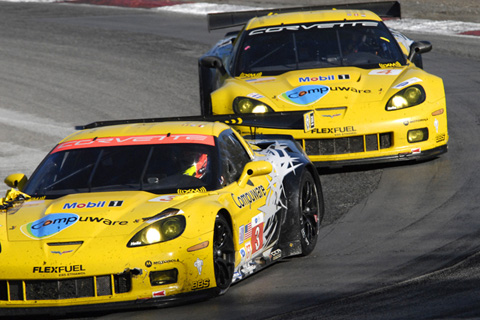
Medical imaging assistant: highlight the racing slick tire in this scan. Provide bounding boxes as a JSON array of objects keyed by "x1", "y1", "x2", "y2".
[
  {"x1": 213, "y1": 214, "x2": 235, "y2": 294},
  {"x1": 295, "y1": 170, "x2": 322, "y2": 256}
]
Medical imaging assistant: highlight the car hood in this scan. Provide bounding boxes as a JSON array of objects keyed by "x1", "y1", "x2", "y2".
[
  {"x1": 4, "y1": 191, "x2": 191, "y2": 242},
  {"x1": 225, "y1": 66, "x2": 424, "y2": 111}
]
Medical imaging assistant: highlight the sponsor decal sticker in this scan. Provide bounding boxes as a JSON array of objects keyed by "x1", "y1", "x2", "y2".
[
  {"x1": 369, "y1": 69, "x2": 403, "y2": 76},
  {"x1": 299, "y1": 75, "x2": 335, "y2": 82},
  {"x1": 146, "y1": 259, "x2": 179, "y2": 268},
  {"x1": 149, "y1": 195, "x2": 177, "y2": 202},
  {"x1": 21, "y1": 213, "x2": 79, "y2": 239},
  {"x1": 245, "y1": 77, "x2": 276, "y2": 83},
  {"x1": 232, "y1": 185, "x2": 267, "y2": 209},
  {"x1": 33, "y1": 265, "x2": 86, "y2": 274},
  {"x1": 251, "y1": 213, "x2": 264, "y2": 255},
  {"x1": 311, "y1": 126, "x2": 356, "y2": 135},
  {"x1": 436, "y1": 134, "x2": 446, "y2": 143},
  {"x1": 152, "y1": 290, "x2": 166, "y2": 298},
  {"x1": 304, "y1": 111, "x2": 315, "y2": 132},
  {"x1": 393, "y1": 77, "x2": 423, "y2": 89},
  {"x1": 279, "y1": 85, "x2": 329, "y2": 106},
  {"x1": 52, "y1": 134, "x2": 215, "y2": 153},
  {"x1": 192, "y1": 279, "x2": 210, "y2": 290},
  {"x1": 62, "y1": 200, "x2": 123, "y2": 209},
  {"x1": 244, "y1": 222, "x2": 252, "y2": 240},
  {"x1": 247, "y1": 92, "x2": 264, "y2": 99},
  {"x1": 379, "y1": 61, "x2": 402, "y2": 68},
  {"x1": 239, "y1": 72, "x2": 262, "y2": 78},
  {"x1": 240, "y1": 247, "x2": 246, "y2": 259},
  {"x1": 239, "y1": 225, "x2": 244, "y2": 244},
  {"x1": 194, "y1": 258, "x2": 204, "y2": 275},
  {"x1": 330, "y1": 87, "x2": 371, "y2": 94},
  {"x1": 177, "y1": 187, "x2": 207, "y2": 194},
  {"x1": 270, "y1": 249, "x2": 282, "y2": 261},
  {"x1": 249, "y1": 21, "x2": 378, "y2": 36},
  {"x1": 245, "y1": 241, "x2": 252, "y2": 260},
  {"x1": 299, "y1": 74, "x2": 350, "y2": 83}
]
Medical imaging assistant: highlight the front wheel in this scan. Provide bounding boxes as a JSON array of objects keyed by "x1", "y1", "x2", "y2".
[
  {"x1": 213, "y1": 214, "x2": 235, "y2": 294},
  {"x1": 298, "y1": 170, "x2": 322, "y2": 256}
]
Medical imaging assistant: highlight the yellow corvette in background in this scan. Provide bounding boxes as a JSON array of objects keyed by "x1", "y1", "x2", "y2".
[
  {"x1": 0, "y1": 119, "x2": 323, "y2": 316},
  {"x1": 199, "y1": 1, "x2": 448, "y2": 167}
]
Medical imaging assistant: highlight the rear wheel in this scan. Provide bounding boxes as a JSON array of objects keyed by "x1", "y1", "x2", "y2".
[
  {"x1": 298, "y1": 170, "x2": 321, "y2": 256},
  {"x1": 213, "y1": 214, "x2": 235, "y2": 294}
]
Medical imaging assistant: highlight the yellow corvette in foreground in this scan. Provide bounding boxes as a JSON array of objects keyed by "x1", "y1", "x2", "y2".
[
  {"x1": 0, "y1": 119, "x2": 323, "y2": 316},
  {"x1": 199, "y1": 1, "x2": 448, "y2": 167}
]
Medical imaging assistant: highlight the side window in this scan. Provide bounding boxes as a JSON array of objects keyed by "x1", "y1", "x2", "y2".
[{"x1": 218, "y1": 130, "x2": 251, "y2": 185}]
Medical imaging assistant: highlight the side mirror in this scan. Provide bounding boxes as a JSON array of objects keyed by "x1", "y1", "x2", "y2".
[
  {"x1": 5, "y1": 173, "x2": 27, "y2": 191},
  {"x1": 199, "y1": 56, "x2": 226, "y2": 75},
  {"x1": 238, "y1": 161, "x2": 273, "y2": 188},
  {"x1": 408, "y1": 41, "x2": 432, "y2": 67}
]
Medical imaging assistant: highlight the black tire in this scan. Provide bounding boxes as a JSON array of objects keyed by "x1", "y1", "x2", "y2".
[
  {"x1": 213, "y1": 214, "x2": 235, "y2": 294},
  {"x1": 298, "y1": 170, "x2": 321, "y2": 256}
]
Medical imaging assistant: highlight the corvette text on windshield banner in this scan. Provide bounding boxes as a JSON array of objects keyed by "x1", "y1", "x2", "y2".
[{"x1": 51, "y1": 134, "x2": 215, "y2": 153}]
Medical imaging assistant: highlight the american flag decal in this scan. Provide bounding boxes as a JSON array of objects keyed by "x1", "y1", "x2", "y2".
[{"x1": 244, "y1": 222, "x2": 252, "y2": 239}]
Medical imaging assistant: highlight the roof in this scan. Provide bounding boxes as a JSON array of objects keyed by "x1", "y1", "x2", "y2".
[
  {"x1": 206, "y1": 1, "x2": 400, "y2": 30},
  {"x1": 59, "y1": 121, "x2": 230, "y2": 144},
  {"x1": 245, "y1": 9, "x2": 383, "y2": 30}
]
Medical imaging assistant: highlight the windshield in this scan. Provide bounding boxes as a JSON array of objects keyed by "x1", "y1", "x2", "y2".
[
  {"x1": 23, "y1": 143, "x2": 218, "y2": 198},
  {"x1": 233, "y1": 20, "x2": 406, "y2": 76}
]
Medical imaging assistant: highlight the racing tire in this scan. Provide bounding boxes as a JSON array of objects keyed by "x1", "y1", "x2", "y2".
[
  {"x1": 297, "y1": 170, "x2": 322, "y2": 256},
  {"x1": 213, "y1": 214, "x2": 235, "y2": 294}
]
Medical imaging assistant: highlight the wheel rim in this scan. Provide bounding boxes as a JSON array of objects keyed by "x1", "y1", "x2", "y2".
[
  {"x1": 300, "y1": 178, "x2": 319, "y2": 246},
  {"x1": 213, "y1": 217, "x2": 235, "y2": 290}
]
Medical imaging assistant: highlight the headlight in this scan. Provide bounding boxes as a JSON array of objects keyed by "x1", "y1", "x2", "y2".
[
  {"x1": 127, "y1": 213, "x2": 186, "y2": 247},
  {"x1": 386, "y1": 85, "x2": 426, "y2": 111},
  {"x1": 233, "y1": 97, "x2": 274, "y2": 114}
]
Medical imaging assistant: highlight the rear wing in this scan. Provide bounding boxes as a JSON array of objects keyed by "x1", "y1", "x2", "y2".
[
  {"x1": 207, "y1": 1, "x2": 400, "y2": 31},
  {"x1": 76, "y1": 111, "x2": 315, "y2": 132}
]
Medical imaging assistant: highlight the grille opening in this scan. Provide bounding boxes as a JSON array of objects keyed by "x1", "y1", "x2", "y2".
[
  {"x1": 304, "y1": 132, "x2": 393, "y2": 156},
  {"x1": 0, "y1": 273, "x2": 132, "y2": 301}
]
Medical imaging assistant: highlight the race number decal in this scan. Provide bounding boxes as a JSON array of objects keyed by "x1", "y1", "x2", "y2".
[{"x1": 250, "y1": 213, "x2": 264, "y2": 254}]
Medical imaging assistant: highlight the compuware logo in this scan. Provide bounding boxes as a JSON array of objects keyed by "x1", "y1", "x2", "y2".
[
  {"x1": 21, "y1": 213, "x2": 79, "y2": 240},
  {"x1": 279, "y1": 85, "x2": 329, "y2": 106}
]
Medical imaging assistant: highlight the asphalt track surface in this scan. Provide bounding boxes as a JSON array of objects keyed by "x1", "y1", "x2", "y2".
[{"x1": 1, "y1": 2, "x2": 480, "y2": 319}]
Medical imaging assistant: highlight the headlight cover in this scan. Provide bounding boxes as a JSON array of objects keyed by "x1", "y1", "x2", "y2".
[
  {"x1": 127, "y1": 210, "x2": 186, "y2": 247},
  {"x1": 233, "y1": 97, "x2": 274, "y2": 114},
  {"x1": 386, "y1": 85, "x2": 426, "y2": 111}
]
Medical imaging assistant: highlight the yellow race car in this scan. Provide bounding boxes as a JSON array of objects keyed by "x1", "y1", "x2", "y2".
[
  {"x1": 199, "y1": 1, "x2": 448, "y2": 167},
  {"x1": 0, "y1": 117, "x2": 323, "y2": 316}
]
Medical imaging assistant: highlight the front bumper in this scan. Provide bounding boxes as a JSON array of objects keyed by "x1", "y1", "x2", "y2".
[
  {"x1": 311, "y1": 144, "x2": 448, "y2": 168},
  {"x1": 236, "y1": 101, "x2": 448, "y2": 168},
  {"x1": 0, "y1": 287, "x2": 218, "y2": 317},
  {"x1": 0, "y1": 232, "x2": 216, "y2": 314}
]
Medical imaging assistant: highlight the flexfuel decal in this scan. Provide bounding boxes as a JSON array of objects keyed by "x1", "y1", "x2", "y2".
[{"x1": 278, "y1": 85, "x2": 330, "y2": 106}]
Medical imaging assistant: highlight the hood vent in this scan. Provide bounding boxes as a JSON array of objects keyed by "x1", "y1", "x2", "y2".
[{"x1": 47, "y1": 241, "x2": 83, "y2": 246}]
